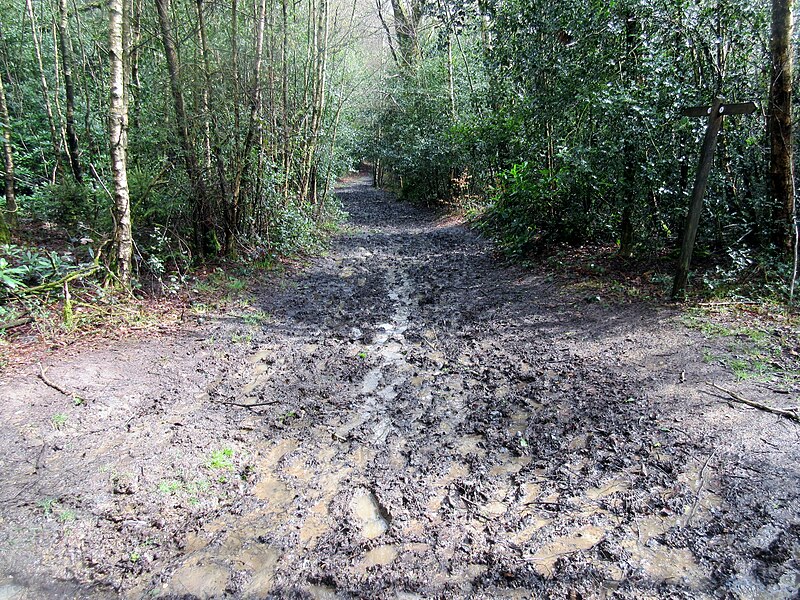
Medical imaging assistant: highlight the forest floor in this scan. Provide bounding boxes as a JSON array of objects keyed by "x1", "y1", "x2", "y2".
[{"x1": 1, "y1": 174, "x2": 799, "y2": 599}]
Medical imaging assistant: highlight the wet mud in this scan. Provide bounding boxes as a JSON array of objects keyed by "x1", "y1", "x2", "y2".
[{"x1": 0, "y1": 175, "x2": 798, "y2": 599}]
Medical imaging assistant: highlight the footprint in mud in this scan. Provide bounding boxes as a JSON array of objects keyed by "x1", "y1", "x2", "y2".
[
  {"x1": 358, "y1": 545, "x2": 399, "y2": 573},
  {"x1": 350, "y1": 488, "x2": 391, "y2": 540},
  {"x1": 167, "y1": 559, "x2": 230, "y2": 598}
]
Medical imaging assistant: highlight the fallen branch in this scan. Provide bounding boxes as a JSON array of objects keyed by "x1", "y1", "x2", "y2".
[
  {"x1": 13, "y1": 265, "x2": 100, "y2": 297},
  {"x1": 697, "y1": 301, "x2": 761, "y2": 307},
  {"x1": 5, "y1": 241, "x2": 109, "y2": 299},
  {"x1": 706, "y1": 382, "x2": 800, "y2": 424},
  {"x1": 37, "y1": 364, "x2": 86, "y2": 403},
  {"x1": 0, "y1": 316, "x2": 33, "y2": 329}
]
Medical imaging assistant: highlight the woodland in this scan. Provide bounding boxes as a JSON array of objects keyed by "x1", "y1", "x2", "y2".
[
  {"x1": 0, "y1": 0, "x2": 797, "y2": 322},
  {"x1": 1, "y1": 1, "x2": 800, "y2": 597}
]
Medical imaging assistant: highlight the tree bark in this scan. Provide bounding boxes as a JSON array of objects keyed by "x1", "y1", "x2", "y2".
[
  {"x1": 109, "y1": 0, "x2": 132, "y2": 286},
  {"x1": 389, "y1": 0, "x2": 422, "y2": 71},
  {"x1": 619, "y1": 10, "x2": 640, "y2": 258},
  {"x1": 281, "y1": 0, "x2": 290, "y2": 202},
  {"x1": 300, "y1": 0, "x2": 328, "y2": 206},
  {"x1": 58, "y1": 0, "x2": 82, "y2": 182},
  {"x1": 196, "y1": 0, "x2": 233, "y2": 252},
  {"x1": 769, "y1": 0, "x2": 795, "y2": 254},
  {"x1": 155, "y1": 0, "x2": 216, "y2": 256},
  {"x1": 0, "y1": 61, "x2": 16, "y2": 230},
  {"x1": 195, "y1": 0, "x2": 212, "y2": 170},
  {"x1": 231, "y1": 0, "x2": 241, "y2": 133},
  {"x1": 128, "y1": 0, "x2": 142, "y2": 131},
  {"x1": 226, "y1": 0, "x2": 267, "y2": 253},
  {"x1": 26, "y1": 0, "x2": 63, "y2": 180}
]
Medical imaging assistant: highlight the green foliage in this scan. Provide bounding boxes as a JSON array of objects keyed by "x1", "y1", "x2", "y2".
[
  {"x1": 701, "y1": 247, "x2": 795, "y2": 301},
  {"x1": 478, "y1": 163, "x2": 596, "y2": 257},
  {"x1": 36, "y1": 498, "x2": 76, "y2": 522},
  {"x1": 0, "y1": 245, "x2": 86, "y2": 292},
  {"x1": 51, "y1": 413, "x2": 67, "y2": 429},
  {"x1": 207, "y1": 448, "x2": 234, "y2": 470},
  {"x1": 242, "y1": 311, "x2": 271, "y2": 326},
  {"x1": 682, "y1": 305, "x2": 799, "y2": 383},
  {"x1": 266, "y1": 196, "x2": 341, "y2": 258},
  {"x1": 230, "y1": 331, "x2": 252, "y2": 344},
  {"x1": 0, "y1": 257, "x2": 28, "y2": 289},
  {"x1": 157, "y1": 480, "x2": 184, "y2": 494},
  {"x1": 371, "y1": 0, "x2": 790, "y2": 299},
  {"x1": 23, "y1": 181, "x2": 107, "y2": 230},
  {"x1": 157, "y1": 478, "x2": 211, "y2": 506},
  {"x1": 0, "y1": 0, "x2": 364, "y2": 283},
  {"x1": 37, "y1": 498, "x2": 57, "y2": 515}
]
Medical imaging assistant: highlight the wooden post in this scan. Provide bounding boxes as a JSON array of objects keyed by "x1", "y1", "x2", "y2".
[
  {"x1": 671, "y1": 99, "x2": 757, "y2": 298},
  {"x1": 672, "y1": 98, "x2": 723, "y2": 298}
]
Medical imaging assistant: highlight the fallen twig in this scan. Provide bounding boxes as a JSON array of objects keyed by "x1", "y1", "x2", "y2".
[
  {"x1": 697, "y1": 301, "x2": 761, "y2": 307},
  {"x1": 706, "y1": 382, "x2": 800, "y2": 423},
  {"x1": 685, "y1": 450, "x2": 716, "y2": 527},
  {"x1": 37, "y1": 365, "x2": 74, "y2": 397},
  {"x1": 216, "y1": 399, "x2": 279, "y2": 410},
  {"x1": 37, "y1": 364, "x2": 88, "y2": 404}
]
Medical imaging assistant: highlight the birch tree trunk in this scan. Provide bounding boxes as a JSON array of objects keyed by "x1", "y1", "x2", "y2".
[
  {"x1": 109, "y1": 0, "x2": 132, "y2": 286},
  {"x1": 0, "y1": 60, "x2": 16, "y2": 231}
]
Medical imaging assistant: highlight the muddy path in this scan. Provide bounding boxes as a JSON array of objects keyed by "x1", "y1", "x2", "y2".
[{"x1": 1, "y1": 175, "x2": 798, "y2": 599}]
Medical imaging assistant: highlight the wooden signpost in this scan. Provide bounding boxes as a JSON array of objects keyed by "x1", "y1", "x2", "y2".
[{"x1": 671, "y1": 97, "x2": 757, "y2": 298}]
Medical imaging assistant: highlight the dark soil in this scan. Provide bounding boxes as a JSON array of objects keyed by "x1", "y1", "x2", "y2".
[{"x1": 1, "y1": 175, "x2": 798, "y2": 599}]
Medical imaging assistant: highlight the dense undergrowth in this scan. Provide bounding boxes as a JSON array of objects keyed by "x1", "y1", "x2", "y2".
[
  {"x1": 368, "y1": 0, "x2": 798, "y2": 308},
  {"x1": 0, "y1": 188, "x2": 346, "y2": 369}
]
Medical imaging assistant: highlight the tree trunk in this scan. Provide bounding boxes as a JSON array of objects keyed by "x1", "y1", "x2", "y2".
[
  {"x1": 228, "y1": 0, "x2": 267, "y2": 254},
  {"x1": 300, "y1": 0, "x2": 328, "y2": 207},
  {"x1": 281, "y1": 0, "x2": 290, "y2": 202},
  {"x1": 389, "y1": 0, "x2": 422, "y2": 71},
  {"x1": 58, "y1": 0, "x2": 82, "y2": 182},
  {"x1": 195, "y1": 0, "x2": 212, "y2": 170},
  {"x1": 619, "y1": 10, "x2": 640, "y2": 258},
  {"x1": 0, "y1": 63, "x2": 16, "y2": 230},
  {"x1": 197, "y1": 0, "x2": 231, "y2": 211},
  {"x1": 447, "y1": 34, "x2": 455, "y2": 119},
  {"x1": 128, "y1": 0, "x2": 142, "y2": 132},
  {"x1": 109, "y1": 0, "x2": 132, "y2": 286},
  {"x1": 155, "y1": 0, "x2": 216, "y2": 256},
  {"x1": 26, "y1": 0, "x2": 63, "y2": 180},
  {"x1": 769, "y1": 0, "x2": 795, "y2": 254},
  {"x1": 231, "y1": 0, "x2": 240, "y2": 133}
]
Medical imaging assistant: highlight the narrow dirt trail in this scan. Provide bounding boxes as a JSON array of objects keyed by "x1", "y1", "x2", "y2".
[{"x1": 0, "y1": 175, "x2": 798, "y2": 599}]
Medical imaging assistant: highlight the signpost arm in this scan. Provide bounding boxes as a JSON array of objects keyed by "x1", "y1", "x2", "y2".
[{"x1": 672, "y1": 97, "x2": 724, "y2": 299}]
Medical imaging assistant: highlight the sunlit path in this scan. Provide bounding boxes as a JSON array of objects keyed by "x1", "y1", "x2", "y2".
[{"x1": 1, "y1": 176, "x2": 797, "y2": 598}]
